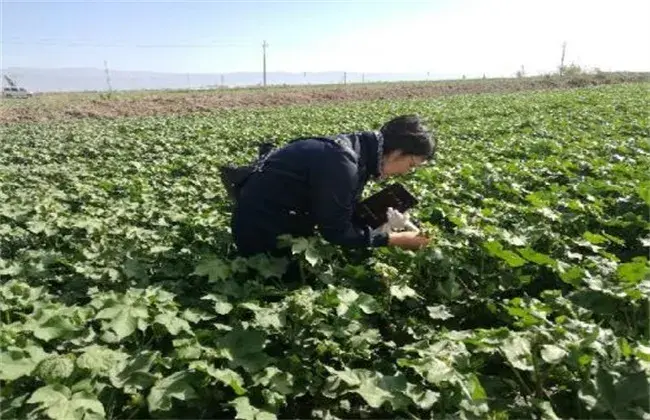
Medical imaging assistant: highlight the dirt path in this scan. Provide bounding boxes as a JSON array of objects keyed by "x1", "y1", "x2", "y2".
[{"x1": 1, "y1": 72, "x2": 648, "y2": 124}]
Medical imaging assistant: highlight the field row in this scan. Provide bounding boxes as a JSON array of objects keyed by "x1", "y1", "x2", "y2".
[{"x1": 1, "y1": 72, "x2": 648, "y2": 123}]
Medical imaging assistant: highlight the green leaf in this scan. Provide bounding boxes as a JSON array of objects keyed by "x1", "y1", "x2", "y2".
[
  {"x1": 619, "y1": 338, "x2": 633, "y2": 358},
  {"x1": 27, "y1": 385, "x2": 105, "y2": 420},
  {"x1": 28, "y1": 385, "x2": 74, "y2": 420},
  {"x1": 304, "y1": 246, "x2": 321, "y2": 267},
  {"x1": 502, "y1": 230, "x2": 527, "y2": 246},
  {"x1": 122, "y1": 258, "x2": 149, "y2": 280},
  {"x1": 507, "y1": 304, "x2": 544, "y2": 326},
  {"x1": 325, "y1": 369, "x2": 406, "y2": 410},
  {"x1": 617, "y1": 257, "x2": 649, "y2": 284},
  {"x1": 500, "y1": 249, "x2": 528, "y2": 267},
  {"x1": 247, "y1": 254, "x2": 289, "y2": 279},
  {"x1": 637, "y1": 180, "x2": 650, "y2": 205},
  {"x1": 518, "y1": 247, "x2": 556, "y2": 267},
  {"x1": 595, "y1": 367, "x2": 617, "y2": 412},
  {"x1": 435, "y1": 275, "x2": 463, "y2": 300},
  {"x1": 231, "y1": 396, "x2": 277, "y2": 420},
  {"x1": 76, "y1": 345, "x2": 129, "y2": 377},
  {"x1": 95, "y1": 303, "x2": 149, "y2": 342},
  {"x1": 0, "y1": 345, "x2": 49, "y2": 380},
  {"x1": 193, "y1": 255, "x2": 231, "y2": 282},
  {"x1": 583, "y1": 231, "x2": 608, "y2": 245},
  {"x1": 192, "y1": 362, "x2": 247, "y2": 395},
  {"x1": 500, "y1": 335, "x2": 533, "y2": 371},
  {"x1": 147, "y1": 370, "x2": 198, "y2": 412},
  {"x1": 1, "y1": 394, "x2": 29, "y2": 420},
  {"x1": 536, "y1": 400, "x2": 561, "y2": 420},
  {"x1": 356, "y1": 293, "x2": 381, "y2": 314},
  {"x1": 483, "y1": 241, "x2": 527, "y2": 267},
  {"x1": 601, "y1": 232, "x2": 625, "y2": 246},
  {"x1": 616, "y1": 371, "x2": 650, "y2": 410},
  {"x1": 290, "y1": 237, "x2": 309, "y2": 254},
  {"x1": 181, "y1": 307, "x2": 215, "y2": 323},
  {"x1": 389, "y1": 284, "x2": 420, "y2": 301},
  {"x1": 174, "y1": 338, "x2": 203, "y2": 360},
  {"x1": 635, "y1": 344, "x2": 650, "y2": 361},
  {"x1": 149, "y1": 245, "x2": 172, "y2": 254},
  {"x1": 538, "y1": 207, "x2": 560, "y2": 221},
  {"x1": 217, "y1": 328, "x2": 271, "y2": 373},
  {"x1": 424, "y1": 359, "x2": 457, "y2": 384},
  {"x1": 355, "y1": 373, "x2": 395, "y2": 409},
  {"x1": 109, "y1": 351, "x2": 158, "y2": 390},
  {"x1": 27, "y1": 383, "x2": 71, "y2": 405},
  {"x1": 403, "y1": 383, "x2": 439, "y2": 410},
  {"x1": 202, "y1": 294, "x2": 233, "y2": 315},
  {"x1": 540, "y1": 344, "x2": 567, "y2": 364},
  {"x1": 398, "y1": 357, "x2": 455, "y2": 385},
  {"x1": 465, "y1": 373, "x2": 487, "y2": 400},
  {"x1": 36, "y1": 355, "x2": 75, "y2": 382},
  {"x1": 25, "y1": 307, "x2": 82, "y2": 342},
  {"x1": 325, "y1": 366, "x2": 360, "y2": 386},
  {"x1": 253, "y1": 366, "x2": 294, "y2": 395},
  {"x1": 240, "y1": 302, "x2": 285, "y2": 329},
  {"x1": 427, "y1": 305, "x2": 454, "y2": 320},
  {"x1": 578, "y1": 389, "x2": 598, "y2": 410},
  {"x1": 558, "y1": 265, "x2": 583, "y2": 286},
  {"x1": 154, "y1": 312, "x2": 193, "y2": 336},
  {"x1": 218, "y1": 329, "x2": 266, "y2": 355},
  {"x1": 640, "y1": 234, "x2": 650, "y2": 248}
]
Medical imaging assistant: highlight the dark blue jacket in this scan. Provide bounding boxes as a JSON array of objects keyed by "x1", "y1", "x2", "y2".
[{"x1": 231, "y1": 131, "x2": 390, "y2": 256}]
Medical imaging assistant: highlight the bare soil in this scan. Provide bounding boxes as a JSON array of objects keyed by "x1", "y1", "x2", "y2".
[{"x1": 1, "y1": 72, "x2": 648, "y2": 124}]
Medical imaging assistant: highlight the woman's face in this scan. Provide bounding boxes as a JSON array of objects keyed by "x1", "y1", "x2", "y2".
[{"x1": 381, "y1": 151, "x2": 426, "y2": 177}]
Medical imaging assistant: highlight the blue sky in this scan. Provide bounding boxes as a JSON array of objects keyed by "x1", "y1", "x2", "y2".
[{"x1": 2, "y1": 0, "x2": 649, "y2": 76}]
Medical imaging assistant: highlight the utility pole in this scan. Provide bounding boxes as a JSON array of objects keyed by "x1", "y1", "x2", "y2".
[
  {"x1": 220, "y1": 74, "x2": 225, "y2": 87},
  {"x1": 559, "y1": 41, "x2": 567, "y2": 76},
  {"x1": 343, "y1": 72, "x2": 347, "y2": 85},
  {"x1": 262, "y1": 40, "x2": 268, "y2": 87},
  {"x1": 516, "y1": 65, "x2": 525, "y2": 78},
  {"x1": 103, "y1": 60, "x2": 113, "y2": 93}
]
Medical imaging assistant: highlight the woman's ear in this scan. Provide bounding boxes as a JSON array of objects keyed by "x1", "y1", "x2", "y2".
[{"x1": 381, "y1": 150, "x2": 401, "y2": 177}]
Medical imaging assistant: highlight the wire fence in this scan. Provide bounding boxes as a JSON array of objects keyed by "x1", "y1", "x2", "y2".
[
  {"x1": 1, "y1": 69, "x2": 456, "y2": 93},
  {"x1": 2, "y1": 39, "x2": 502, "y2": 93}
]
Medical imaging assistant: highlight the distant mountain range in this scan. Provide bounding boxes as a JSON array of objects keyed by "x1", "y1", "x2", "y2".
[{"x1": 1, "y1": 67, "x2": 461, "y2": 93}]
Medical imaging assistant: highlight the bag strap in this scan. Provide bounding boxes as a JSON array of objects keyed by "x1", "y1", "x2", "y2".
[{"x1": 253, "y1": 134, "x2": 359, "y2": 173}]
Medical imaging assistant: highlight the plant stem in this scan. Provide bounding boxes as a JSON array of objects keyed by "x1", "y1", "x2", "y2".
[
  {"x1": 405, "y1": 409, "x2": 420, "y2": 420},
  {"x1": 299, "y1": 261, "x2": 306, "y2": 285},
  {"x1": 646, "y1": 299, "x2": 649, "y2": 340},
  {"x1": 106, "y1": 389, "x2": 116, "y2": 420},
  {"x1": 531, "y1": 350, "x2": 545, "y2": 399},
  {"x1": 125, "y1": 408, "x2": 140, "y2": 420},
  {"x1": 502, "y1": 351, "x2": 534, "y2": 400}
]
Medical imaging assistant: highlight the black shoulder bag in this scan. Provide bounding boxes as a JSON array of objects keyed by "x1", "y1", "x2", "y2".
[{"x1": 218, "y1": 136, "x2": 337, "y2": 201}]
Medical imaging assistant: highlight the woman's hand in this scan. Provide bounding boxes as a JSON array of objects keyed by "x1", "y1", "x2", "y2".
[{"x1": 388, "y1": 231, "x2": 430, "y2": 250}]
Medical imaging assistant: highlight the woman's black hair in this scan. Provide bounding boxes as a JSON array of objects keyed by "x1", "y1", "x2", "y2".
[{"x1": 380, "y1": 114, "x2": 435, "y2": 159}]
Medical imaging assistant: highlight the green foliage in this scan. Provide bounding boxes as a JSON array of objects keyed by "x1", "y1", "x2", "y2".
[{"x1": 1, "y1": 83, "x2": 649, "y2": 419}]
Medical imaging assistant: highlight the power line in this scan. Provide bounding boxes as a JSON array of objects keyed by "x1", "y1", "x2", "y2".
[{"x1": 2, "y1": 40, "x2": 254, "y2": 48}]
